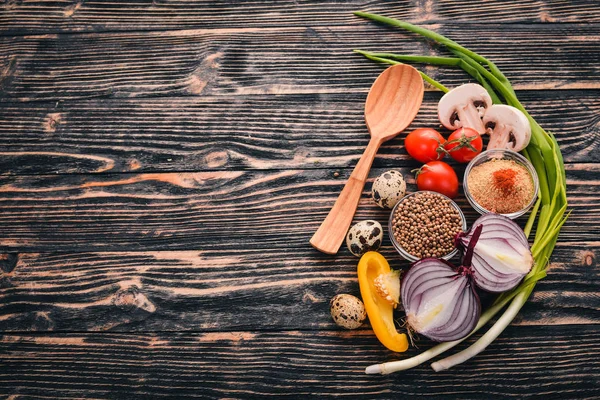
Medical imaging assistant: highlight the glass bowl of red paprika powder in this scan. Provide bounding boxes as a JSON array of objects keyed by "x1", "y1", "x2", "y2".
[{"x1": 463, "y1": 149, "x2": 539, "y2": 219}]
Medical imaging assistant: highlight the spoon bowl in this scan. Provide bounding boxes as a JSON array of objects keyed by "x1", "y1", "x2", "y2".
[
  {"x1": 310, "y1": 64, "x2": 424, "y2": 254},
  {"x1": 365, "y1": 65, "x2": 425, "y2": 141}
]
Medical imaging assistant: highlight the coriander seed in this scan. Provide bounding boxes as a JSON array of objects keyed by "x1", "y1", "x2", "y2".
[{"x1": 389, "y1": 191, "x2": 464, "y2": 260}]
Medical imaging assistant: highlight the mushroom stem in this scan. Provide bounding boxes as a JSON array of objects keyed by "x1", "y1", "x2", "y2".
[
  {"x1": 459, "y1": 104, "x2": 486, "y2": 134},
  {"x1": 437, "y1": 84, "x2": 492, "y2": 134},
  {"x1": 483, "y1": 105, "x2": 531, "y2": 152},
  {"x1": 488, "y1": 127, "x2": 510, "y2": 149}
]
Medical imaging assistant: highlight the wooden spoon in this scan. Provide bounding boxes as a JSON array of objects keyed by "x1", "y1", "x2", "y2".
[{"x1": 310, "y1": 64, "x2": 424, "y2": 254}]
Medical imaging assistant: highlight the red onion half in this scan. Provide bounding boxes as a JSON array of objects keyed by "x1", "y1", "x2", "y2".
[
  {"x1": 456, "y1": 213, "x2": 534, "y2": 293},
  {"x1": 401, "y1": 258, "x2": 481, "y2": 342}
]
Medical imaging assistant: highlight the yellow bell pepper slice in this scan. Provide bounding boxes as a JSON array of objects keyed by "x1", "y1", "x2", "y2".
[{"x1": 357, "y1": 251, "x2": 408, "y2": 352}]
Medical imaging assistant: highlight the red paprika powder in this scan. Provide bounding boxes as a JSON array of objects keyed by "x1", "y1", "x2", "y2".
[
  {"x1": 467, "y1": 159, "x2": 534, "y2": 214},
  {"x1": 493, "y1": 168, "x2": 518, "y2": 195}
]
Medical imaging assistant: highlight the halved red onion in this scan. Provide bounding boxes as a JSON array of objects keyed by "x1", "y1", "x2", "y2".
[
  {"x1": 456, "y1": 213, "x2": 533, "y2": 293},
  {"x1": 401, "y1": 258, "x2": 481, "y2": 342}
]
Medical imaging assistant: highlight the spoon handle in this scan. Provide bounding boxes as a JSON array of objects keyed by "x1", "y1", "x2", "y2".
[{"x1": 310, "y1": 137, "x2": 382, "y2": 254}]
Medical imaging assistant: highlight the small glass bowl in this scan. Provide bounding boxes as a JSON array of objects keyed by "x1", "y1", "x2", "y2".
[
  {"x1": 463, "y1": 149, "x2": 539, "y2": 219},
  {"x1": 388, "y1": 191, "x2": 468, "y2": 262}
]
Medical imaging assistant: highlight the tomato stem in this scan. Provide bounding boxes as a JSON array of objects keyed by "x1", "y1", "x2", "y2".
[
  {"x1": 445, "y1": 131, "x2": 480, "y2": 153},
  {"x1": 411, "y1": 164, "x2": 429, "y2": 179}
]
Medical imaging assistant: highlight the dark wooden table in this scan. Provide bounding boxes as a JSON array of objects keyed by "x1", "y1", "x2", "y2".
[{"x1": 1, "y1": 1, "x2": 599, "y2": 398}]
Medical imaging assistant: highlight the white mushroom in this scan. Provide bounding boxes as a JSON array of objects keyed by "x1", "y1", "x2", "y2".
[
  {"x1": 438, "y1": 83, "x2": 492, "y2": 134},
  {"x1": 483, "y1": 104, "x2": 531, "y2": 152}
]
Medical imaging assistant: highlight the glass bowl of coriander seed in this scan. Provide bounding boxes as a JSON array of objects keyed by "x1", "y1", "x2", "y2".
[{"x1": 388, "y1": 191, "x2": 467, "y2": 262}]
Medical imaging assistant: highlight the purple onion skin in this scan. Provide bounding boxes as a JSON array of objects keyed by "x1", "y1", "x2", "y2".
[
  {"x1": 402, "y1": 258, "x2": 481, "y2": 342},
  {"x1": 456, "y1": 213, "x2": 533, "y2": 293},
  {"x1": 401, "y1": 214, "x2": 532, "y2": 342}
]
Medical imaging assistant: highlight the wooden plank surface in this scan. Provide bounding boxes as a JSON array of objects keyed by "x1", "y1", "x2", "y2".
[
  {"x1": 1, "y1": 24, "x2": 600, "y2": 102},
  {"x1": 0, "y1": 165, "x2": 597, "y2": 252},
  {"x1": 1, "y1": 326, "x2": 599, "y2": 398},
  {"x1": 1, "y1": 90, "x2": 599, "y2": 174},
  {"x1": 0, "y1": 242, "x2": 597, "y2": 332},
  {"x1": 1, "y1": 0, "x2": 600, "y2": 35},
  {"x1": 1, "y1": 0, "x2": 600, "y2": 398}
]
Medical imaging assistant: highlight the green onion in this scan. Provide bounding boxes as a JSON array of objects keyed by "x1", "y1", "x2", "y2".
[
  {"x1": 355, "y1": 50, "x2": 503, "y2": 104},
  {"x1": 365, "y1": 269, "x2": 547, "y2": 374},
  {"x1": 354, "y1": 11, "x2": 568, "y2": 373},
  {"x1": 352, "y1": 50, "x2": 450, "y2": 93}
]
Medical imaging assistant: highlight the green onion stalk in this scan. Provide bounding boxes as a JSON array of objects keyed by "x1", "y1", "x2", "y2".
[{"x1": 353, "y1": 11, "x2": 568, "y2": 374}]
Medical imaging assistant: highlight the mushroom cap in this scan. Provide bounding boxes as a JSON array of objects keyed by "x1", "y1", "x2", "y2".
[
  {"x1": 438, "y1": 83, "x2": 492, "y2": 134},
  {"x1": 483, "y1": 104, "x2": 531, "y2": 152}
]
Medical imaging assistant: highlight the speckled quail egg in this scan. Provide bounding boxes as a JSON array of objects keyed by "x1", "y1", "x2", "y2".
[
  {"x1": 346, "y1": 220, "x2": 383, "y2": 257},
  {"x1": 330, "y1": 294, "x2": 366, "y2": 329},
  {"x1": 372, "y1": 170, "x2": 406, "y2": 209}
]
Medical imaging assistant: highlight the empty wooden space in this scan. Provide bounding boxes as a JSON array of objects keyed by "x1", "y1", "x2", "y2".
[{"x1": 1, "y1": 1, "x2": 599, "y2": 398}]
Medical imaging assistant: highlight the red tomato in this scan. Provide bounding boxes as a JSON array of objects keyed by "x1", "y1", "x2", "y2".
[
  {"x1": 444, "y1": 127, "x2": 483, "y2": 163},
  {"x1": 404, "y1": 128, "x2": 445, "y2": 163},
  {"x1": 415, "y1": 161, "x2": 459, "y2": 199}
]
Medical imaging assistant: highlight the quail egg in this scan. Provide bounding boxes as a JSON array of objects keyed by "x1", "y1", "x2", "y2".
[
  {"x1": 372, "y1": 170, "x2": 406, "y2": 209},
  {"x1": 346, "y1": 220, "x2": 383, "y2": 257},
  {"x1": 330, "y1": 294, "x2": 366, "y2": 329}
]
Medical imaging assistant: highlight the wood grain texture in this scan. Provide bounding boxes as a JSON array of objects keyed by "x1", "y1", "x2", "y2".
[
  {"x1": 1, "y1": 1, "x2": 600, "y2": 397},
  {"x1": 1, "y1": 327, "x2": 599, "y2": 398},
  {"x1": 1, "y1": 91, "x2": 599, "y2": 175},
  {"x1": 1, "y1": 0, "x2": 599, "y2": 35},
  {"x1": 0, "y1": 165, "x2": 597, "y2": 252},
  {"x1": 0, "y1": 242, "x2": 597, "y2": 332},
  {"x1": 1, "y1": 24, "x2": 600, "y2": 102}
]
